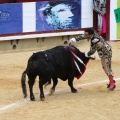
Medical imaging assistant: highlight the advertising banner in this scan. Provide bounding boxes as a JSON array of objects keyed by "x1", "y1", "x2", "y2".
[
  {"x1": 36, "y1": 0, "x2": 81, "y2": 31},
  {"x1": 0, "y1": 0, "x2": 93, "y2": 35},
  {"x1": 0, "y1": 3, "x2": 22, "y2": 34},
  {"x1": 117, "y1": 0, "x2": 120, "y2": 39}
]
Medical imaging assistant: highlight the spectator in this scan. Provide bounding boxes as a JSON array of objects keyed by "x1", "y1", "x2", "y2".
[{"x1": 93, "y1": 0, "x2": 106, "y2": 37}]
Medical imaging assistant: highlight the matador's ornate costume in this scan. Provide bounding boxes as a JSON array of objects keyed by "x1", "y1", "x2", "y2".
[
  {"x1": 69, "y1": 30, "x2": 116, "y2": 91},
  {"x1": 75, "y1": 33, "x2": 113, "y2": 77}
]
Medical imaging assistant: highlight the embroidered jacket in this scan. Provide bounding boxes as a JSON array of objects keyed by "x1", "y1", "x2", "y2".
[{"x1": 75, "y1": 33, "x2": 112, "y2": 58}]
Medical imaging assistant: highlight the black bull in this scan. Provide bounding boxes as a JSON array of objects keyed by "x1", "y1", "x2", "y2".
[{"x1": 21, "y1": 45, "x2": 95, "y2": 101}]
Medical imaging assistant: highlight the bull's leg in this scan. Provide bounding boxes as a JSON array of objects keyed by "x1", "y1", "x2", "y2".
[
  {"x1": 39, "y1": 77, "x2": 50, "y2": 101},
  {"x1": 28, "y1": 76, "x2": 36, "y2": 101},
  {"x1": 39, "y1": 80, "x2": 45, "y2": 101},
  {"x1": 49, "y1": 77, "x2": 58, "y2": 95},
  {"x1": 68, "y1": 78, "x2": 77, "y2": 93}
]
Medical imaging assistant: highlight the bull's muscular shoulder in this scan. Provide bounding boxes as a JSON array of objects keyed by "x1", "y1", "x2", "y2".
[{"x1": 68, "y1": 46, "x2": 80, "y2": 51}]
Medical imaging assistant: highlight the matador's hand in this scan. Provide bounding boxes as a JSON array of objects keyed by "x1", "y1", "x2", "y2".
[{"x1": 68, "y1": 38, "x2": 76, "y2": 46}]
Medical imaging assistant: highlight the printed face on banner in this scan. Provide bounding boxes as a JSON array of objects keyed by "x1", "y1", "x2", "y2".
[
  {"x1": 36, "y1": 0, "x2": 81, "y2": 31},
  {"x1": 0, "y1": 4, "x2": 22, "y2": 34}
]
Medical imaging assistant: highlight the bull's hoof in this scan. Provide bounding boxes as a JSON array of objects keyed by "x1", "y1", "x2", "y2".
[
  {"x1": 30, "y1": 97, "x2": 35, "y2": 101},
  {"x1": 40, "y1": 97, "x2": 45, "y2": 101},
  {"x1": 40, "y1": 95, "x2": 45, "y2": 101},
  {"x1": 107, "y1": 80, "x2": 116, "y2": 88},
  {"x1": 71, "y1": 88, "x2": 78, "y2": 93},
  {"x1": 108, "y1": 85, "x2": 116, "y2": 91},
  {"x1": 24, "y1": 94, "x2": 27, "y2": 98},
  {"x1": 49, "y1": 88, "x2": 55, "y2": 96}
]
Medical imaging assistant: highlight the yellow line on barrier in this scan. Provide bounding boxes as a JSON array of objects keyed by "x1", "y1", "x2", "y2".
[{"x1": 117, "y1": 0, "x2": 120, "y2": 39}]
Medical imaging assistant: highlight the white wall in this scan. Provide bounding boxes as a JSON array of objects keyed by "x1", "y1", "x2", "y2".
[
  {"x1": 110, "y1": 0, "x2": 117, "y2": 40},
  {"x1": 81, "y1": 0, "x2": 93, "y2": 28}
]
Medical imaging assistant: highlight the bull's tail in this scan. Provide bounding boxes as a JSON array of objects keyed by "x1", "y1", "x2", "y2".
[{"x1": 21, "y1": 70, "x2": 27, "y2": 98}]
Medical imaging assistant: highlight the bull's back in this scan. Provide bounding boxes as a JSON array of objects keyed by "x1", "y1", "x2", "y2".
[
  {"x1": 27, "y1": 46, "x2": 71, "y2": 77},
  {"x1": 43, "y1": 46, "x2": 72, "y2": 77},
  {"x1": 45, "y1": 46, "x2": 70, "y2": 65}
]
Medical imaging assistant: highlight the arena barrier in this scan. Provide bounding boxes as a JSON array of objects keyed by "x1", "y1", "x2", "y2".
[{"x1": 0, "y1": 31, "x2": 84, "y2": 53}]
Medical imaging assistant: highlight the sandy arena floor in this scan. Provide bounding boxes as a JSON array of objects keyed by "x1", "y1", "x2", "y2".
[{"x1": 0, "y1": 40, "x2": 120, "y2": 120}]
